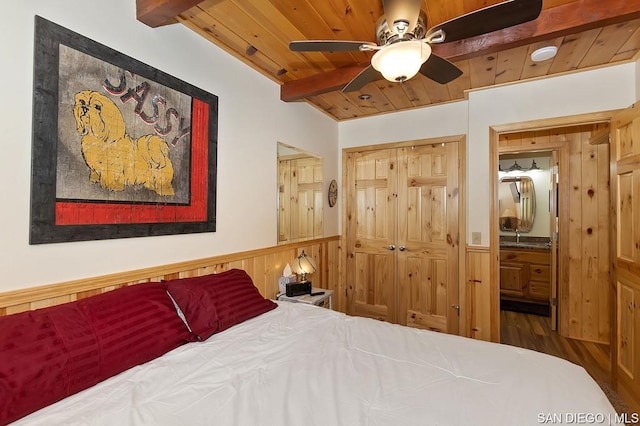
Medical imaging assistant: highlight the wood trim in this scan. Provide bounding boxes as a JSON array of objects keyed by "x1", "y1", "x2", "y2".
[
  {"x1": 489, "y1": 127, "x2": 501, "y2": 342},
  {"x1": 136, "y1": 0, "x2": 202, "y2": 27},
  {"x1": 491, "y1": 111, "x2": 620, "y2": 134},
  {"x1": 342, "y1": 135, "x2": 466, "y2": 154},
  {"x1": 0, "y1": 236, "x2": 342, "y2": 315},
  {"x1": 458, "y1": 137, "x2": 468, "y2": 337}
]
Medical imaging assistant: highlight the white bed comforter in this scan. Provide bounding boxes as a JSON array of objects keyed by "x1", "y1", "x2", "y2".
[{"x1": 16, "y1": 302, "x2": 620, "y2": 426}]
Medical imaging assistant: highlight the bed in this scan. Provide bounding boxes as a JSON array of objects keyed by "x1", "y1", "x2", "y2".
[{"x1": 6, "y1": 274, "x2": 620, "y2": 426}]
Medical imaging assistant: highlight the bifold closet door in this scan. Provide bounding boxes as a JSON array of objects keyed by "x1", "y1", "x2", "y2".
[
  {"x1": 397, "y1": 144, "x2": 460, "y2": 334},
  {"x1": 345, "y1": 149, "x2": 398, "y2": 323},
  {"x1": 345, "y1": 143, "x2": 460, "y2": 334}
]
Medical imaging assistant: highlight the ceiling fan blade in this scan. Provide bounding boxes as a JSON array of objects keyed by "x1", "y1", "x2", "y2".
[
  {"x1": 419, "y1": 54, "x2": 463, "y2": 84},
  {"x1": 289, "y1": 40, "x2": 376, "y2": 52},
  {"x1": 342, "y1": 65, "x2": 382, "y2": 92},
  {"x1": 383, "y1": 0, "x2": 422, "y2": 35},
  {"x1": 426, "y1": 0, "x2": 543, "y2": 44}
]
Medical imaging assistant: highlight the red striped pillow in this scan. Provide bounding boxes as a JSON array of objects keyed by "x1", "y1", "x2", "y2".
[
  {"x1": 77, "y1": 282, "x2": 193, "y2": 381},
  {"x1": 166, "y1": 269, "x2": 277, "y2": 340},
  {"x1": 0, "y1": 303, "x2": 99, "y2": 424}
]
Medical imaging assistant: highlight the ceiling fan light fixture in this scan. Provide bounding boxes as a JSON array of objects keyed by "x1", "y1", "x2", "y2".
[{"x1": 371, "y1": 40, "x2": 431, "y2": 83}]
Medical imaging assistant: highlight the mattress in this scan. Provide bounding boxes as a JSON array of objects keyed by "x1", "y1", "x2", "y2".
[{"x1": 15, "y1": 302, "x2": 620, "y2": 425}]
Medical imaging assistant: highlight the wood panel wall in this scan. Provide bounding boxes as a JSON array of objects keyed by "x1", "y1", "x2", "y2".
[
  {"x1": 499, "y1": 124, "x2": 611, "y2": 344},
  {"x1": 465, "y1": 246, "x2": 493, "y2": 342},
  {"x1": 0, "y1": 236, "x2": 342, "y2": 317}
]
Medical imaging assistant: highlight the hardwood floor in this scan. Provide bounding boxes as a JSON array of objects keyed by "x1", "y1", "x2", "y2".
[{"x1": 500, "y1": 309, "x2": 611, "y2": 385}]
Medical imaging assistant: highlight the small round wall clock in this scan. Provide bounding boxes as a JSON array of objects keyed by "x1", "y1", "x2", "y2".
[{"x1": 328, "y1": 179, "x2": 338, "y2": 207}]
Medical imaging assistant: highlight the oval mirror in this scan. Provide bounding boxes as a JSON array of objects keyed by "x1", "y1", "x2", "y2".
[{"x1": 499, "y1": 176, "x2": 535, "y2": 232}]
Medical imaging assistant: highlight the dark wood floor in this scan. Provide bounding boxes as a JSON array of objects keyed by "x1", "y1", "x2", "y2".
[{"x1": 500, "y1": 309, "x2": 611, "y2": 385}]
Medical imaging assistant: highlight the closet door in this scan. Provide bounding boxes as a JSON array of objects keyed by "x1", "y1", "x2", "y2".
[
  {"x1": 345, "y1": 149, "x2": 397, "y2": 322},
  {"x1": 397, "y1": 144, "x2": 460, "y2": 333},
  {"x1": 611, "y1": 103, "x2": 640, "y2": 412}
]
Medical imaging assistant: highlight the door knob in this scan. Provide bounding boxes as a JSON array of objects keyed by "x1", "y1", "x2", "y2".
[
  {"x1": 387, "y1": 244, "x2": 396, "y2": 251},
  {"x1": 399, "y1": 246, "x2": 406, "y2": 251}
]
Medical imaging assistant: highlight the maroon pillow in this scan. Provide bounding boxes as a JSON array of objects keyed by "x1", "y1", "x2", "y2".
[
  {"x1": 0, "y1": 303, "x2": 99, "y2": 425},
  {"x1": 76, "y1": 282, "x2": 193, "y2": 381},
  {"x1": 166, "y1": 269, "x2": 277, "y2": 340}
]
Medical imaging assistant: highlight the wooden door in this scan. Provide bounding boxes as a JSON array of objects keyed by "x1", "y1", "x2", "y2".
[
  {"x1": 345, "y1": 149, "x2": 397, "y2": 322},
  {"x1": 396, "y1": 144, "x2": 460, "y2": 333},
  {"x1": 611, "y1": 103, "x2": 640, "y2": 412},
  {"x1": 549, "y1": 151, "x2": 558, "y2": 330}
]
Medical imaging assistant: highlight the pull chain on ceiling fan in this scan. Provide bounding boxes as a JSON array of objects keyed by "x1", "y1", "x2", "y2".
[{"x1": 289, "y1": 0, "x2": 543, "y2": 92}]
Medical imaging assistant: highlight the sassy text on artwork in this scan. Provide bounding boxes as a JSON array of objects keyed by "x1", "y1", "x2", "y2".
[{"x1": 103, "y1": 70, "x2": 191, "y2": 147}]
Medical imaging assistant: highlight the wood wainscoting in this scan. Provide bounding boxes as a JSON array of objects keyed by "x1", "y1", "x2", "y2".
[
  {"x1": 466, "y1": 245, "x2": 494, "y2": 341},
  {"x1": 0, "y1": 236, "x2": 342, "y2": 317}
]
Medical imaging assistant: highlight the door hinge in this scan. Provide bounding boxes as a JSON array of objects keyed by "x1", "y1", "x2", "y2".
[{"x1": 551, "y1": 298, "x2": 557, "y2": 306}]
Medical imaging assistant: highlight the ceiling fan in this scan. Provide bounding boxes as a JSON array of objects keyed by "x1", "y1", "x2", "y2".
[{"x1": 289, "y1": 0, "x2": 543, "y2": 92}]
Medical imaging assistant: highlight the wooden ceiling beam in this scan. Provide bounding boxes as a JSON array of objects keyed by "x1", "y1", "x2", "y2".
[
  {"x1": 136, "y1": 0, "x2": 202, "y2": 28},
  {"x1": 280, "y1": 0, "x2": 640, "y2": 102},
  {"x1": 435, "y1": 0, "x2": 640, "y2": 62},
  {"x1": 280, "y1": 65, "x2": 370, "y2": 102}
]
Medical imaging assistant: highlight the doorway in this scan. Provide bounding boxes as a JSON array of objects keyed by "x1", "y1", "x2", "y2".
[
  {"x1": 490, "y1": 113, "x2": 613, "y2": 345},
  {"x1": 498, "y1": 151, "x2": 557, "y2": 326}
]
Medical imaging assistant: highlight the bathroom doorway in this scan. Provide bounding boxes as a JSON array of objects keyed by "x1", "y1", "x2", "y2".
[
  {"x1": 490, "y1": 113, "x2": 613, "y2": 344},
  {"x1": 498, "y1": 150, "x2": 557, "y2": 328}
]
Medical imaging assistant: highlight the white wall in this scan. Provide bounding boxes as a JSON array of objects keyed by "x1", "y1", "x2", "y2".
[
  {"x1": 339, "y1": 63, "x2": 636, "y2": 246},
  {"x1": 0, "y1": 0, "x2": 338, "y2": 292}
]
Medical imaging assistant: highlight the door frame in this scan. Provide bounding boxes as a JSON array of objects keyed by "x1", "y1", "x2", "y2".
[
  {"x1": 342, "y1": 134, "x2": 467, "y2": 333},
  {"x1": 489, "y1": 110, "x2": 619, "y2": 342}
]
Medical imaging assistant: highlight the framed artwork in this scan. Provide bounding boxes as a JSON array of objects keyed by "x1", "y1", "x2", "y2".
[{"x1": 30, "y1": 16, "x2": 218, "y2": 244}]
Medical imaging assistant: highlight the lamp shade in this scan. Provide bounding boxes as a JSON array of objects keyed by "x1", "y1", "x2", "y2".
[
  {"x1": 291, "y1": 250, "x2": 317, "y2": 282},
  {"x1": 371, "y1": 41, "x2": 431, "y2": 82},
  {"x1": 501, "y1": 208, "x2": 515, "y2": 218}
]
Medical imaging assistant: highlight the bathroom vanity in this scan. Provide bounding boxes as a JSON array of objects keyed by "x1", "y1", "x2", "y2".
[{"x1": 499, "y1": 240, "x2": 551, "y2": 305}]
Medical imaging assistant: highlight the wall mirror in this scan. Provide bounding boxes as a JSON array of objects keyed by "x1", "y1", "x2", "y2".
[
  {"x1": 498, "y1": 176, "x2": 536, "y2": 232},
  {"x1": 277, "y1": 142, "x2": 323, "y2": 244}
]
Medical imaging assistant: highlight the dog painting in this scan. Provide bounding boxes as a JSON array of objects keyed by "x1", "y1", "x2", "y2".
[{"x1": 73, "y1": 90, "x2": 175, "y2": 196}]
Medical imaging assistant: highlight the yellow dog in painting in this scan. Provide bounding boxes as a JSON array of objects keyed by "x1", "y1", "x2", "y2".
[{"x1": 73, "y1": 90, "x2": 175, "y2": 196}]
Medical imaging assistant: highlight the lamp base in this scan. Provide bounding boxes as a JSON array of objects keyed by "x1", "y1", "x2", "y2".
[{"x1": 285, "y1": 281, "x2": 312, "y2": 297}]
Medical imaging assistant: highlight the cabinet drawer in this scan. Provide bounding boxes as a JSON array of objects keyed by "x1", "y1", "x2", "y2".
[
  {"x1": 529, "y1": 264, "x2": 550, "y2": 282},
  {"x1": 529, "y1": 281, "x2": 550, "y2": 300}
]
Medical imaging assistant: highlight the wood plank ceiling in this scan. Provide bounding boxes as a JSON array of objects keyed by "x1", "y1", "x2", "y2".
[{"x1": 137, "y1": 0, "x2": 640, "y2": 121}]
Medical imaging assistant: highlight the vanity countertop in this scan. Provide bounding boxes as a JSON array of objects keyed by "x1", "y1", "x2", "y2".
[{"x1": 500, "y1": 236, "x2": 551, "y2": 250}]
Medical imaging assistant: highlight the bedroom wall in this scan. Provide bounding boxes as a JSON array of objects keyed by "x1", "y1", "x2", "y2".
[
  {"x1": 0, "y1": 0, "x2": 339, "y2": 292},
  {"x1": 339, "y1": 63, "x2": 637, "y2": 247}
]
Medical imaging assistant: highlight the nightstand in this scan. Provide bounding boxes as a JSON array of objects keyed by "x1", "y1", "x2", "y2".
[{"x1": 277, "y1": 288, "x2": 333, "y2": 310}]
